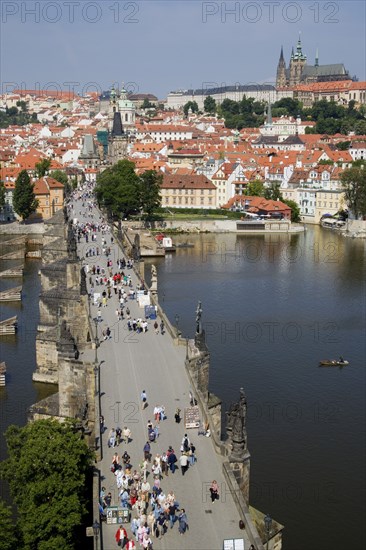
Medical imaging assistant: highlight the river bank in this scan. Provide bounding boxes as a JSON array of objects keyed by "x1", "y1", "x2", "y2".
[{"x1": 0, "y1": 221, "x2": 45, "y2": 235}]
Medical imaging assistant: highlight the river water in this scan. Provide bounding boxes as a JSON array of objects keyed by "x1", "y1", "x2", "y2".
[
  {"x1": 143, "y1": 226, "x2": 365, "y2": 550},
  {"x1": 0, "y1": 237, "x2": 55, "y2": 501}
]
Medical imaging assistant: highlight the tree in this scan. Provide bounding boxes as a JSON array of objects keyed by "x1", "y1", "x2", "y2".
[
  {"x1": 139, "y1": 170, "x2": 162, "y2": 219},
  {"x1": 13, "y1": 170, "x2": 38, "y2": 221},
  {"x1": 0, "y1": 500, "x2": 18, "y2": 550},
  {"x1": 183, "y1": 101, "x2": 198, "y2": 117},
  {"x1": 341, "y1": 166, "x2": 366, "y2": 219},
  {"x1": 35, "y1": 158, "x2": 51, "y2": 178},
  {"x1": 96, "y1": 159, "x2": 140, "y2": 218},
  {"x1": 336, "y1": 141, "x2": 351, "y2": 151},
  {"x1": 141, "y1": 98, "x2": 155, "y2": 109},
  {"x1": 272, "y1": 97, "x2": 303, "y2": 117},
  {"x1": 16, "y1": 100, "x2": 27, "y2": 112},
  {"x1": 204, "y1": 95, "x2": 216, "y2": 114},
  {"x1": 282, "y1": 199, "x2": 301, "y2": 222},
  {"x1": 0, "y1": 180, "x2": 6, "y2": 211},
  {"x1": 264, "y1": 181, "x2": 283, "y2": 201},
  {"x1": 246, "y1": 180, "x2": 265, "y2": 196},
  {"x1": 50, "y1": 170, "x2": 68, "y2": 185},
  {"x1": 1, "y1": 419, "x2": 94, "y2": 550}
]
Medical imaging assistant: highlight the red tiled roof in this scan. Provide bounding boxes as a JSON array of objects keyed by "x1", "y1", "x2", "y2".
[{"x1": 161, "y1": 174, "x2": 216, "y2": 189}]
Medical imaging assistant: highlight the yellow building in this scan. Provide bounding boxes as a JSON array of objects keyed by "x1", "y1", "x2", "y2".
[
  {"x1": 315, "y1": 190, "x2": 345, "y2": 223},
  {"x1": 160, "y1": 174, "x2": 216, "y2": 209},
  {"x1": 33, "y1": 176, "x2": 64, "y2": 219}
]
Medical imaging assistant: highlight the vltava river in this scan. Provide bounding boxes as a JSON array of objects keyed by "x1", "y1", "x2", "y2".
[{"x1": 144, "y1": 225, "x2": 365, "y2": 550}]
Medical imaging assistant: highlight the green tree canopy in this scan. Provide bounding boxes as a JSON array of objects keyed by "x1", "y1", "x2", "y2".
[
  {"x1": 246, "y1": 179, "x2": 265, "y2": 196},
  {"x1": 1, "y1": 419, "x2": 94, "y2": 550},
  {"x1": 95, "y1": 159, "x2": 140, "y2": 218},
  {"x1": 35, "y1": 158, "x2": 51, "y2": 178},
  {"x1": 272, "y1": 97, "x2": 303, "y2": 117},
  {"x1": 13, "y1": 170, "x2": 38, "y2": 221},
  {"x1": 282, "y1": 199, "x2": 301, "y2": 222},
  {"x1": 50, "y1": 170, "x2": 68, "y2": 185},
  {"x1": 183, "y1": 101, "x2": 199, "y2": 117},
  {"x1": 264, "y1": 181, "x2": 283, "y2": 201},
  {"x1": 0, "y1": 500, "x2": 18, "y2": 550},
  {"x1": 0, "y1": 180, "x2": 6, "y2": 211},
  {"x1": 341, "y1": 166, "x2": 366, "y2": 219},
  {"x1": 139, "y1": 170, "x2": 162, "y2": 219},
  {"x1": 141, "y1": 98, "x2": 155, "y2": 109},
  {"x1": 203, "y1": 95, "x2": 216, "y2": 114}
]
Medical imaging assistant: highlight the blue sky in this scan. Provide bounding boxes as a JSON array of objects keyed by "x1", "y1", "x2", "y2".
[{"x1": 1, "y1": 1, "x2": 365, "y2": 98}]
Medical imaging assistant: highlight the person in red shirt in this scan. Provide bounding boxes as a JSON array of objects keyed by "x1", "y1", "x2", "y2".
[{"x1": 115, "y1": 525, "x2": 128, "y2": 547}]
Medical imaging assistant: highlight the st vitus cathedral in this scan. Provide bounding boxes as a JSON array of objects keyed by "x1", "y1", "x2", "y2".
[{"x1": 276, "y1": 35, "x2": 350, "y2": 88}]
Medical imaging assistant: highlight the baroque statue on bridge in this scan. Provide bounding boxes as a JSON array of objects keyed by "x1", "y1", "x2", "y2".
[{"x1": 226, "y1": 387, "x2": 248, "y2": 461}]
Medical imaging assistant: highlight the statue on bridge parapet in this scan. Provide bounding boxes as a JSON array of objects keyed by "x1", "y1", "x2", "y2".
[
  {"x1": 196, "y1": 300, "x2": 202, "y2": 334},
  {"x1": 67, "y1": 220, "x2": 78, "y2": 261},
  {"x1": 226, "y1": 387, "x2": 248, "y2": 462},
  {"x1": 150, "y1": 264, "x2": 158, "y2": 298},
  {"x1": 80, "y1": 265, "x2": 87, "y2": 296},
  {"x1": 194, "y1": 300, "x2": 207, "y2": 351}
]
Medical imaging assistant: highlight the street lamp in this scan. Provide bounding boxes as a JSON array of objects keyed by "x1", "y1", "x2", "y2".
[
  {"x1": 94, "y1": 364, "x2": 99, "y2": 396},
  {"x1": 186, "y1": 337, "x2": 189, "y2": 360},
  {"x1": 175, "y1": 314, "x2": 180, "y2": 337},
  {"x1": 93, "y1": 318, "x2": 100, "y2": 364},
  {"x1": 264, "y1": 514, "x2": 272, "y2": 550},
  {"x1": 92, "y1": 520, "x2": 100, "y2": 550}
]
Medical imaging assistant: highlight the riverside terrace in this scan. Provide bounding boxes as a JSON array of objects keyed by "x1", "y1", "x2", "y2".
[{"x1": 71, "y1": 194, "x2": 279, "y2": 550}]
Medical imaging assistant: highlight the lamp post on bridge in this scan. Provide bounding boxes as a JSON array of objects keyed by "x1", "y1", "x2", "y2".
[
  {"x1": 93, "y1": 318, "x2": 100, "y2": 365},
  {"x1": 92, "y1": 520, "x2": 100, "y2": 550},
  {"x1": 264, "y1": 513, "x2": 272, "y2": 550},
  {"x1": 175, "y1": 314, "x2": 180, "y2": 338}
]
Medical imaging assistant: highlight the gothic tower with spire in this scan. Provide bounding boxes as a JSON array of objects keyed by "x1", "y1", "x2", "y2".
[
  {"x1": 288, "y1": 34, "x2": 307, "y2": 87},
  {"x1": 276, "y1": 46, "x2": 287, "y2": 88}
]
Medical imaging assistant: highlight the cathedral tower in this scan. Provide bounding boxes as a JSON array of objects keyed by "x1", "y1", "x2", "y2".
[
  {"x1": 288, "y1": 34, "x2": 307, "y2": 87},
  {"x1": 276, "y1": 46, "x2": 287, "y2": 88}
]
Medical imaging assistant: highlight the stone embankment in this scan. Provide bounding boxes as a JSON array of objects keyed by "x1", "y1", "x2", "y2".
[{"x1": 0, "y1": 221, "x2": 45, "y2": 235}]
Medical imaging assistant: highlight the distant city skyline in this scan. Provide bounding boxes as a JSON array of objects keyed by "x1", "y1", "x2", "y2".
[{"x1": 1, "y1": 1, "x2": 365, "y2": 99}]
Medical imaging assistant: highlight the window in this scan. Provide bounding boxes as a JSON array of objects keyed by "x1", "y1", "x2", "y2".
[
  {"x1": 201, "y1": 189, "x2": 204, "y2": 195},
  {"x1": 200, "y1": 197, "x2": 204, "y2": 205},
  {"x1": 191, "y1": 189, "x2": 194, "y2": 195},
  {"x1": 185, "y1": 189, "x2": 188, "y2": 194},
  {"x1": 173, "y1": 197, "x2": 176, "y2": 204},
  {"x1": 166, "y1": 198, "x2": 169, "y2": 204},
  {"x1": 173, "y1": 189, "x2": 176, "y2": 194},
  {"x1": 191, "y1": 197, "x2": 194, "y2": 204},
  {"x1": 185, "y1": 197, "x2": 188, "y2": 204},
  {"x1": 178, "y1": 197, "x2": 182, "y2": 204}
]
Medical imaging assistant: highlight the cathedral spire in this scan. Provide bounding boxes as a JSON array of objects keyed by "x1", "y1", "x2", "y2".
[{"x1": 315, "y1": 48, "x2": 319, "y2": 67}]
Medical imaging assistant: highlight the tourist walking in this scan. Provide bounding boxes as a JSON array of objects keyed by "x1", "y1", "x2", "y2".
[
  {"x1": 167, "y1": 449, "x2": 178, "y2": 473},
  {"x1": 210, "y1": 480, "x2": 220, "y2": 503},
  {"x1": 179, "y1": 452, "x2": 189, "y2": 476},
  {"x1": 115, "y1": 525, "x2": 128, "y2": 548},
  {"x1": 141, "y1": 390, "x2": 148, "y2": 410},
  {"x1": 178, "y1": 509, "x2": 188, "y2": 535}
]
